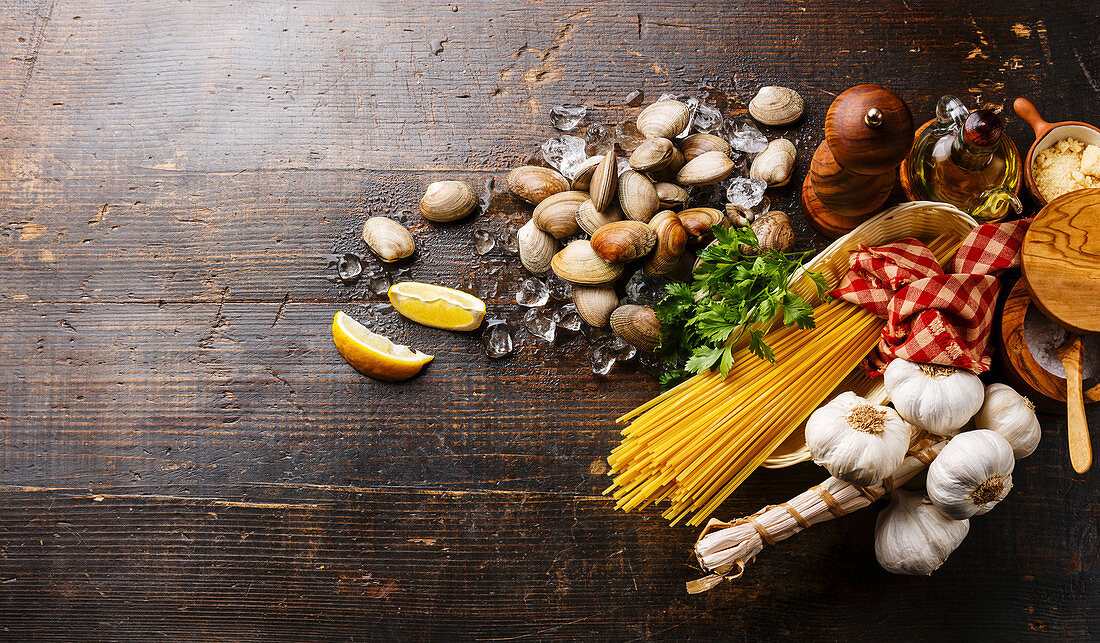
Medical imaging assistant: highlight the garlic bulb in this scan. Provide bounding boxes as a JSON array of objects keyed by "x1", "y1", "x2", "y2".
[
  {"x1": 805, "y1": 391, "x2": 912, "y2": 486},
  {"x1": 875, "y1": 489, "x2": 970, "y2": 575},
  {"x1": 883, "y1": 359, "x2": 984, "y2": 436},
  {"x1": 974, "y1": 383, "x2": 1042, "y2": 459},
  {"x1": 926, "y1": 430, "x2": 1014, "y2": 520}
]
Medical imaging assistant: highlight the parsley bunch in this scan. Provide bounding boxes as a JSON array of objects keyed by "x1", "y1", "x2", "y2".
[{"x1": 654, "y1": 225, "x2": 828, "y2": 387}]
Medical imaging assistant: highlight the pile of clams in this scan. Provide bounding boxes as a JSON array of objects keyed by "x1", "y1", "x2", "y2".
[{"x1": 500, "y1": 91, "x2": 803, "y2": 353}]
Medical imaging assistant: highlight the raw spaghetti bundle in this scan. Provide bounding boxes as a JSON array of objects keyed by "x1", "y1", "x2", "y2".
[{"x1": 605, "y1": 235, "x2": 959, "y2": 527}]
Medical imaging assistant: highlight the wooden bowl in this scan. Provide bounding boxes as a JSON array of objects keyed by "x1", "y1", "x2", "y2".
[
  {"x1": 1013, "y1": 97, "x2": 1100, "y2": 207},
  {"x1": 996, "y1": 279, "x2": 1100, "y2": 412}
]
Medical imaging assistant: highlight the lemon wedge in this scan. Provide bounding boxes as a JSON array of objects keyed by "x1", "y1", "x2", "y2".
[
  {"x1": 332, "y1": 311, "x2": 433, "y2": 382},
  {"x1": 388, "y1": 281, "x2": 486, "y2": 331}
]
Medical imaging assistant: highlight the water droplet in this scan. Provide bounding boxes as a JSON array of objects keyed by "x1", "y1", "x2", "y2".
[{"x1": 429, "y1": 39, "x2": 447, "y2": 55}]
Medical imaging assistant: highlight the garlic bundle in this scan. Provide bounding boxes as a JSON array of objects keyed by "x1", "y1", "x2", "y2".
[
  {"x1": 926, "y1": 430, "x2": 1015, "y2": 520},
  {"x1": 974, "y1": 383, "x2": 1042, "y2": 459},
  {"x1": 883, "y1": 359, "x2": 984, "y2": 436},
  {"x1": 805, "y1": 392, "x2": 911, "y2": 486},
  {"x1": 874, "y1": 488, "x2": 970, "y2": 575}
]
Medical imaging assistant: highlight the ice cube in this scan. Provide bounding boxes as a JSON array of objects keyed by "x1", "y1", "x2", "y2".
[
  {"x1": 607, "y1": 336, "x2": 637, "y2": 361},
  {"x1": 546, "y1": 273, "x2": 573, "y2": 301},
  {"x1": 722, "y1": 118, "x2": 769, "y2": 154},
  {"x1": 692, "y1": 101, "x2": 723, "y2": 134},
  {"x1": 498, "y1": 224, "x2": 520, "y2": 255},
  {"x1": 584, "y1": 123, "x2": 614, "y2": 156},
  {"x1": 473, "y1": 226, "x2": 496, "y2": 255},
  {"x1": 541, "y1": 136, "x2": 587, "y2": 180},
  {"x1": 482, "y1": 320, "x2": 515, "y2": 359},
  {"x1": 624, "y1": 271, "x2": 672, "y2": 306},
  {"x1": 365, "y1": 270, "x2": 392, "y2": 296},
  {"x1": 614, "y1": 121, "x2": 646, "y2": 154},
  {"x1": 590, "y1": 343, "x2": 617, "y2": 376},
  {"x1": 624, "y1": 90, "x2": 645, "y2": 106},
  {"x1": 726, "y1": 177, "x2": 767, "y2": 210},
  {"x1": 523, "y1": 307, "x2": 557, "y2": 343},
  {"x1": 516, "y1": 277, "x2": 550, "y2": 307},
  {"x1": 552, "y1": 303, "x2": 582, "y2": 332},
  {"x1": 549, "y1": 105, "x2": 587, "y2": 131},
  {"x1": 336, "y1": 253, "x2": 362, "y2": 285}
]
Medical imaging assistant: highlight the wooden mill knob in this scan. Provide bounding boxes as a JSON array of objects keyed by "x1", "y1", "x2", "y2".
[{"x1": 824, "y1": 84, "x2": 914, "y2": 175}]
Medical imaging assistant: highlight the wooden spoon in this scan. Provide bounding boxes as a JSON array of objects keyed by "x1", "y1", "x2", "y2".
[{"x1": 1053, "y1": 334, "x2": 1090, "y2": 473}]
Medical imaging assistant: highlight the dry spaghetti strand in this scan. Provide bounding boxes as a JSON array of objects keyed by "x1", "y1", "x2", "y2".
[{"x1": 605, "y1": 235, "x2": 959, "y2": 527}]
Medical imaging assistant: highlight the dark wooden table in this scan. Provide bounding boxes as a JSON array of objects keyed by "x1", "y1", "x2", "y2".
[{"x1": 1, "y1": 1, "x2": 1098, "y2": 639}]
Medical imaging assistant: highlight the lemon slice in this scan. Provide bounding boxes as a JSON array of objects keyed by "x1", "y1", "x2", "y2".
[
  {"x1": 332, "y1": 311, "x2": 433, "y2": 382},
  {"x1": 388, "y1": 281, "x2": 486, "y2": 331}
]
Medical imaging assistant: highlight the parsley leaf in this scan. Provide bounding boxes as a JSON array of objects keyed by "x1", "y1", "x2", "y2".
[{"x1": 654, "y1": 224, "x2": 827, "y2": 384}]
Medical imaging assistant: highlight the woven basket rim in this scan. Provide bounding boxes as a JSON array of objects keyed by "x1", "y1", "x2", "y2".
[{"x1": 762, "y1": 202, "x2": 977, "y2": 468}]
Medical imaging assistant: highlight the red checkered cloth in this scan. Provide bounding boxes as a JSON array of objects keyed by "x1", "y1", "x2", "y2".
[{"x1": 831, "y1": 218, "x2": 1031, "y2": 374}]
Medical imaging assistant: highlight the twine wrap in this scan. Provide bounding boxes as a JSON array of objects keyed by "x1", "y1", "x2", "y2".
[{"x1": 687, "y1": 438, "x2": 946, "y2": 594}]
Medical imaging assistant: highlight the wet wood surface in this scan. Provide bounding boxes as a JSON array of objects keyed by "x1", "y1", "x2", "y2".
[{"x1": 1, "y1": 0, "x2": 1098, "y2": 639}]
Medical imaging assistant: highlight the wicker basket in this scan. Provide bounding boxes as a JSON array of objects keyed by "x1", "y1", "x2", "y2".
[{"x1": 762, "y1": 201, "x2": 978, "y2": 468}]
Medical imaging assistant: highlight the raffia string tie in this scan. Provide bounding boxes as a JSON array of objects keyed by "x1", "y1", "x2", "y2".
[
  {"x1": 780, "y1": 502, "x2": 811, "y2": 529},
  {"x1": 746, "y1": 516, "x2": 777, "y2": 546},
  {"x1": 812, "y1": 485, "x2": 847, "y2": 517}
]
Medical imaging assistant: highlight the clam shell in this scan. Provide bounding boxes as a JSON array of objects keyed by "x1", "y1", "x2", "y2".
[
  {"x1": 681, "y1": 133, "x2": 733, "y2": 161},
  {"x1": 749, "y1": 138, "x2": 797, "y2": 186},
  {"x1": 518, "y1": 219, "x2": 558, "y2": 274},
  {"x1": 362, "y1": 216, "x2": 415, "y2": 262},
  {"x1": 645, "y1": 147, "x2": 686, "y2": 183},
  {"x1": 507, "y1": 166, "x2": 569, "y2": 204},
  {"x1": 610, "y1": 304, "x2": 661, "y2": 352},
  {"x1": 576, "y1": 199, "x2": 625, "y2": 235},
  {"x1": 570, "y1": 156, "x2": 603, "y2": 191},
  {"x1": 532, "y1": 190, "x2": 587, "y2": 239},
  {"x1": 654, "y1": 182, "x2": 689, "y2": 209},
  {"x1": 572, "y1": 286, "x2": 619, "y2": 328},
  {"x1": 748, "y1": 86, "x2": 804, "y2": 126},
  {"x1": 419, "y1": 180, "x2": 478, "y2": 222},
  {"x1": 636, "y1": 100, "x2": 691, "y2": 139},
  {"x1": 617, "y1": 170, "x2": 659, "y2": 223},
  {"x1": 677, "y1": 207, "x2": 725, "y2": 237},
  {"x1": 590, "y1": 221, "x2": 657, "y2": 263},
  {"x1": 643, "y1": 211, "x2": 687, "y2": 276},
  {"x1": 629, "y1": 137, "x2": 675, "y2": 173},
  {"x1": 675, "y1": 150, "x2": 735, "y2": 186},
  {"x1": 551, "y1": 240, "x2": 624, "y2": 285},
  {"x1": 589, "y1": 149, "x2": 618, "y2": 212},
  {"x1": 751, "y1": 210, "x2": 795, "y2": 253}
]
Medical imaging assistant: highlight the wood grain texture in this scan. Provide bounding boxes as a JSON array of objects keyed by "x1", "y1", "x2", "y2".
[{"x1": 1, "y1": 0, "x2": 1099, "y2": 639}]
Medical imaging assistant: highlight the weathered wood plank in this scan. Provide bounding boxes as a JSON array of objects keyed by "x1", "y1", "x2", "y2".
[{"x1": 0, "y1": 0, "x2": 1098, "y2": 638}]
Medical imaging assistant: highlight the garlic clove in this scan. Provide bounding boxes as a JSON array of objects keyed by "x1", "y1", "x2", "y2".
[
  {"x1": 805, "y1": 391, "x2": 912, "y2": 487},
  {"x1": 926, "y1": 429, "x2": 1015, "y2": 520},
  {"x1": 974, "y1": 383, "x2": 1042, "y2": 459},
  {"x1": 883, "y1": 359, "x2": 985, "y2": 437},
  {"x1": 875, "y1": 488, "x2": 970, "y2": 576}
]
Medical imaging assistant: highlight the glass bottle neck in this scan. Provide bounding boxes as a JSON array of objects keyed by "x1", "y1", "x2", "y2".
[{"x1": 951, "y1": 133, "x2": 996, "y2": 171}]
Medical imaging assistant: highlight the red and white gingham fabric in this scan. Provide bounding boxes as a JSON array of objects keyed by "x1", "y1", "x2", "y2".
[{"x1": 831, "y1": 218, "x2": 1031, "y2": 374}]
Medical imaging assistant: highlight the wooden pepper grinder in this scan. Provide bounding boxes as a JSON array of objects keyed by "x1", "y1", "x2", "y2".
[{"x1": 801, "y1": 84, "x2": 915, "y2": 237}]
